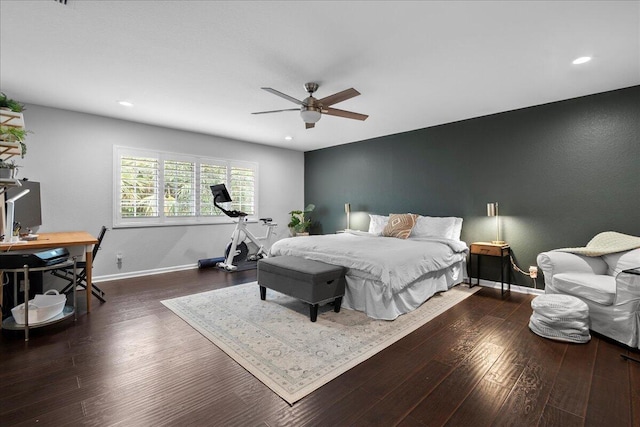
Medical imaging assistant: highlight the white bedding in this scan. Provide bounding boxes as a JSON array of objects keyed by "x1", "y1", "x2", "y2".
[{"x1": 269, "y1": 231, "x2": 468, "y2": 301}]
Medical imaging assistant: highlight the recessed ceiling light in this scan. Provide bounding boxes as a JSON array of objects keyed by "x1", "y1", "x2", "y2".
[
  {"x1": 572, "y1": 56, "x2": 592, "y2": 65},
  {"x1": 117, "y1": 100, "x2": 134, "y2": 107},
  {"x1": 284, "y1": 136, "x2": 293, "y2": 141}
]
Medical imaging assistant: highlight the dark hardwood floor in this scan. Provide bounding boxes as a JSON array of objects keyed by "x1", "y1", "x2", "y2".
[{"x1": 1, "y1": 268, "x2": 639, "y2": 426}]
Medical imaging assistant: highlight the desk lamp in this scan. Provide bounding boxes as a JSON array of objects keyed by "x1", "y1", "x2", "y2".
[
  {"x1": 486, "y1": 202, "x2": 506, "y2": 245},
  {"x1": 5, "y1": 189, "x2": 30, "y2": 243}
]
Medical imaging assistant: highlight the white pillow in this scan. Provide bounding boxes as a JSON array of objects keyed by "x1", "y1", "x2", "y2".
[
  {"x1": 411, "y1": 216, "x2": 462, "y2": 240},
  {"x1": 452, "y1": 217, "x2": 463, "y2": 240},
  {"x1": 368, "y1": 214, "x2": 389, "y2": 235}
]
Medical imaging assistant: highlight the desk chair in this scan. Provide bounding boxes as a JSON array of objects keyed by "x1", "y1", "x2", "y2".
[{"x1": 52, "y1": 226, "x2": 107, "y2": 303}]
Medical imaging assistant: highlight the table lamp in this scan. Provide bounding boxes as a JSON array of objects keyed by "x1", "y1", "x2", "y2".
[
  {"x1": 345, "y1": 203, "x2": 352, "y2": 230},
  {"x1": 486, "y1": 202, "x2": 506, "y2": 245},
  {"x1": 5, "y1": 188, "x2": 30, "y2": 243}
]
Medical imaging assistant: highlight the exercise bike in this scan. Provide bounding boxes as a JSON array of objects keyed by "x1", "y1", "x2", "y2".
[{"x1": 210, "y1": 184, "x2": 277, "y2": 271}]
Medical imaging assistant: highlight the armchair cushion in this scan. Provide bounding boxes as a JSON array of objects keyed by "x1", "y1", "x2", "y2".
[{"x1": 552, "y1": 273, "x2": 616, "y2": 305}]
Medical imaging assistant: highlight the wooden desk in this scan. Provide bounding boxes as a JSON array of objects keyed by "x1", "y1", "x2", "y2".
[{"x1": 0, "y1": 231, "x2": 99, "y2": 314}]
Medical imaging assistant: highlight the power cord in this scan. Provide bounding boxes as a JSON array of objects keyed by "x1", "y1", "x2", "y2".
[{"x1": 510, "y1": 254, "x2": 538, "y2": 288}]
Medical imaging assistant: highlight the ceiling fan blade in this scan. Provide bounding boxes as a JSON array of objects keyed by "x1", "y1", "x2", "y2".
[
  {"x1": 251, "y1": 108, "x2": 299, "y2": 115},
  {"x1": 318, "y1": 88, "x2": 360, "y2": 107},
  {"x1": 261, "y1": 87, "x2": 303, "y2": 105},
  {"x1": 323, "y1": 107, "x2": 368, "y2": 121},
  {"x1": 305, "y1": 122, "x2": 315, "y2": 129}
]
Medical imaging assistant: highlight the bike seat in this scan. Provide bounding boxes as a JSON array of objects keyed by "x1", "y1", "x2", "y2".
[
  {"x1": 259, "y1": 218, "x2": 273, "y2": 223},
  {"x1": 228, "y1": 210, "x2": 248, "y2": 218}
]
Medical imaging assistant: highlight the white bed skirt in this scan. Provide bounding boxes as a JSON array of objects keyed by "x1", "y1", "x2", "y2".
[{"x1": 342, "y1": 259, "x2": 467, "y2": 320}]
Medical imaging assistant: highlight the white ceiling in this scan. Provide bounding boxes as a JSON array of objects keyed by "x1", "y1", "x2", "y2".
[{"x1": 1, "y1": 1, "x2": 638, "y2": 152}]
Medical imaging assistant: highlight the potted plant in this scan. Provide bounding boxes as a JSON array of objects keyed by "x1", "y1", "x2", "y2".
[
  {"x1": 0, "y1": 126, "x2": 28, "y2": 157},
  {"x1": 0, "y1": 92, "x2": 26, "y2": 112},
  {"x1": 0, "y1": 159, "x2": 19, "y2": 179},
  {"x1": 288, "y1": 204, "x2": 315, "y2": 236}
]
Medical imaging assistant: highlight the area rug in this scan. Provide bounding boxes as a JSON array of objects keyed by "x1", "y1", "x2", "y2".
[{"x1": 161, "y1": 282, "x2": 479, "y2": 405}]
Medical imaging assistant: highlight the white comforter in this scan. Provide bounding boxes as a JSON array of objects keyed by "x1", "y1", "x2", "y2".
[{"x1": 269, "y1": 231, "x2": 468, "y2": 300}]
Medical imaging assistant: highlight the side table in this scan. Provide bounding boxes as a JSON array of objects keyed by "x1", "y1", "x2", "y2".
[
  {"x1": 1, "y1": 258, "x2": 78, "y2": 341},
  {"x1": 469, "y1": 242, "x2": 511, "y2": 294}
]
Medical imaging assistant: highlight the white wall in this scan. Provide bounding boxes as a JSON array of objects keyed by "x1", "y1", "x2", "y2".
[{"x1": 18, "y1": 104, "x2": 304, "y2": 279}]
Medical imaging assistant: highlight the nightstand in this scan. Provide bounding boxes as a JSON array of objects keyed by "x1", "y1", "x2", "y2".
[{"x1": 469, "y1": 242, "x2": 511, "y2": 294}]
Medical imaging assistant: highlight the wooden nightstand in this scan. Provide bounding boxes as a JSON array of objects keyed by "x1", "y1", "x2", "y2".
[{"x1": 469, "y1": 242, "x2": 511, "y2": 294}]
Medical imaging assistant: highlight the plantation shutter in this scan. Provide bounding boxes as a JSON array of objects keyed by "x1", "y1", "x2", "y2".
[
  {"x1": 200, "y1": 162, "x2": 228, "y2": 216},
  {"x1": 164, "y1": 160, "x2": 195, "y2": 217},
  {"x1": 120, "y1": 155, "x2": 159, "y2": 218},
  {"x1": 230, "y1": 166, "x2": 255, "y2": 215}
]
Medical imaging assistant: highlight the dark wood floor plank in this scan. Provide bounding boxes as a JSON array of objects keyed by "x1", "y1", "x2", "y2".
[
  {"x1": 547, "y1": 338, "x2": 598, "y2": 418},
  {"x1": 407, "y1": 341, "x2": 506, "y2": 426},
  {"x1": 584, "y1": 374, "x2": 631, "y2": 427},
  {"x1": 1, "y1": 268, "x2": 637, "y2": 426},
  {"x1": 491, "y1": 328, "x2": 567, "y2": 426},
  {"x1": 584, "y1": 339, "x2": 632, "y2": 427},
  {"x1": 12, "y1": 402, "x2": 86, "y2": 427},
  {"x1": 443, "y1": 377, "x2": 511, "y2": 427},
  {"x1": 538, "y1": 404, "x2": 585, "y2": 427},
  {"x1": 630, "y1": 353, "x2": 640, "y2": 427},
  {"x1": 354, "y1": 359, "x2": 452, "y2": 426}
]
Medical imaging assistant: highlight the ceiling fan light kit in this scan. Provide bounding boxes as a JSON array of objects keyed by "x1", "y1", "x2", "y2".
[
  {"x1": 253, "y1": 82, "x2": 368, "y2": 129},
  {"x1": 300, "y1": 108, "x2": 321, "y2": 124}
]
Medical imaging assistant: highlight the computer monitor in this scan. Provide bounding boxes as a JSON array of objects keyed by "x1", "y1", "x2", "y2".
[
  {"x1": 5, "y1": 180, "x2": 42, "y2": 231},
  {"x1": 210, "y1": 184, "x2": 232, "y2": 203}
]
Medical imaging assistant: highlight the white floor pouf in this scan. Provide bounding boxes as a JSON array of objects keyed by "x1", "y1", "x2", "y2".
[{"x1": 529, "y1": 294, "x2": 591, "y2": 343}]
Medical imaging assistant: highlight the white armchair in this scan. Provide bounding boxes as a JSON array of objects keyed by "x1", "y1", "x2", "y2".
[{"x1": 537, "y1": 248, "x2": 640, "y2": 349}]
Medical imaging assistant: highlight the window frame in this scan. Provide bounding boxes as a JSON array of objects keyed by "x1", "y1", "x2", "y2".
[{"x1": 113, "y1": 146, "x2": 259, "y2": 228}]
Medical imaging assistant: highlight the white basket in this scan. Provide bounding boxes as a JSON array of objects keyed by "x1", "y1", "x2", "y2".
[{"x1": 11, "y1": 290, "x2": 66, "y2": 325}]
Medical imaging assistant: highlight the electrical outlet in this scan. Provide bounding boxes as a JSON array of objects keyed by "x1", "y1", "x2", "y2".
[
  {"x1": 116, "y1": 252, "x2": 123, "y2": 262},
  {"x1": 529, "y1": 266, "x2": 538, "y2": 279}
]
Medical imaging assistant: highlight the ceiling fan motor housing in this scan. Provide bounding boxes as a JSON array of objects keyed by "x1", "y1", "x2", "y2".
[{"x1": 304, "y1": 82, "x2": 319, "y2": 94}]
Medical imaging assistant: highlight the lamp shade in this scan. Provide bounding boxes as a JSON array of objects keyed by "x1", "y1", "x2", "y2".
[{"x1": 487, "y1": 202, "x2": 498, "y2": 217}]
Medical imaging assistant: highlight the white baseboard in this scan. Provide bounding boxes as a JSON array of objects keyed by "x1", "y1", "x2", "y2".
[
  {"x1": 473, "y1": 278, "x2": 544, "y2": 295},
  {"x1": 95, "y1": 269, "x2": 544, "y2": 297},
  {"x1": 94, "y1": 264, "x2": 198, "y2": 283}
]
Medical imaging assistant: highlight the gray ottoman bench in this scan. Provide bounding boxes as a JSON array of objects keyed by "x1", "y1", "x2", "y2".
[{"x1": 257, "y1": 255, "x2": 346, "y2": 322}]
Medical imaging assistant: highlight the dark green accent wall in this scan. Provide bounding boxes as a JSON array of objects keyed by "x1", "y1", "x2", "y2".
[{"x1": 304, "y1": 86, "x2": 640, "y2": 288}]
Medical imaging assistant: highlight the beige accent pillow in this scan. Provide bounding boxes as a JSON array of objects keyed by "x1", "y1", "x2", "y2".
[{"x1": 383, "y1": 213, "x2": 418, "y2": 239}]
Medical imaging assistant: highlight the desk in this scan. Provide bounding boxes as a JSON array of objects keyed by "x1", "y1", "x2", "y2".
[{"x1": 0, "y1": 231, "x2": 99, "y2": 315}]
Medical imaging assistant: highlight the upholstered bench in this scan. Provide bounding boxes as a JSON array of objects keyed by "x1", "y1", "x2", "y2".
[{"x1": 257, "y1": 255, "x2": 346, "y2": 322}]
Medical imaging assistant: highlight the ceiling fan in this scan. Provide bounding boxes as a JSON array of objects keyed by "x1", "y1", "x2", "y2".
[{"x1": 252, "y1": 82, "x2": 368, "y2": 129}]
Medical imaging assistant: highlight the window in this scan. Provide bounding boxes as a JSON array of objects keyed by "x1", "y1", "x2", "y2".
[{"x1": 114, "y1": 146, "x2": 258, "y2": 227}]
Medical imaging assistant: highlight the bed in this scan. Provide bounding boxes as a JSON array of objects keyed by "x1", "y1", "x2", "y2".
[{"x1": 269, "y1": 214, "x2": 468, "y2": 320}]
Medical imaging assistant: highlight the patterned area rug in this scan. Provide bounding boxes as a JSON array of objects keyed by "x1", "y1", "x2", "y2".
[{"x1": 161, "y1": 282, "x2": 479, "y2": 405}]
